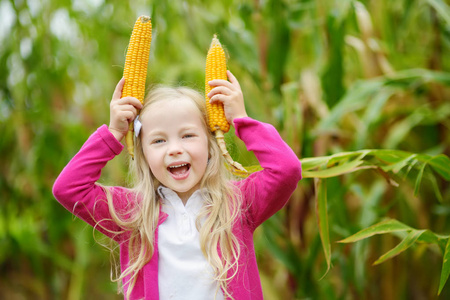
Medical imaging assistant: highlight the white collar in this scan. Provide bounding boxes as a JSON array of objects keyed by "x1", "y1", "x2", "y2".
[{"x1": 157, "y1": 186, "x2": 207, "y2": 214}]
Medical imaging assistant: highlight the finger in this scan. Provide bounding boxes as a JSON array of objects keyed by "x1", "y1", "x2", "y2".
[
  {"x1": 207, "y1": 86, "x2": 231, "y2": 98},
  {"x1": 227, "y1": 70, "x2": 241, "y2": 89},
  {"x1": 118, "y1": 110, "x2": 136, "y2": 123},
  {"x1": 117, "y1": 96, "x2": 143, "y2": 109},
  {"x1": 112, "y1": 78, "x2": 125, "y2": 100},
  {"x1": 208, "y1": 79, "x2": 234, "y2": 90},
  {"x1": 117, "y1": 104, "x2": 139, "y2": 116},
  {"x1": 209, "y1": 94, "x2": 228, "y2": 104}
]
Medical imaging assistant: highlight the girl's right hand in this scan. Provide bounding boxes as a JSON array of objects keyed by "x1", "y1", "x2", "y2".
[{"x1": 108, "y1": 78, "x2": 143, "y2": 142}]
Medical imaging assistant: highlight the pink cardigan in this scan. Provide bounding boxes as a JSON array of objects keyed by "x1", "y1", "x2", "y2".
[{"x1": 53, "y1": 117, "x2": 302, "y2": 299}]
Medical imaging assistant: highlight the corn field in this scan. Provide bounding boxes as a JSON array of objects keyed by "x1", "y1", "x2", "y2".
[{"x1": 1, "y1": 0, "x2": 450, "y2": 299}]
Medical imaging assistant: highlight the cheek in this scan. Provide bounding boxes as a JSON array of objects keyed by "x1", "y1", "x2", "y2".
[
  {"x1": 186, "y1": 142, "x2": 208, "y2": 168},
  {"x1": 199, "y1": 141, "x2": 210, "y2": 168},
  {"x1": 144, "y1": 148, "x2": 163, "y2": 174}
]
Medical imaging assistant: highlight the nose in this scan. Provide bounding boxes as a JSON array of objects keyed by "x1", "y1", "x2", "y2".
[{"x1": 167, "y1": 140, "x2": 184, "y2": 156}]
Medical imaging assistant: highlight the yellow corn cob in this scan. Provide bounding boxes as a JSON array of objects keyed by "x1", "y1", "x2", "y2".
[
  {"x1": 123, "y1": 15, "x2": 152, "y2": 158},
  {"x1": 205, "y1": 35, "x2": 246, "y2": 172},
  {"x1": 205, "y1": 37, "x2": 229, "y2": 133}
]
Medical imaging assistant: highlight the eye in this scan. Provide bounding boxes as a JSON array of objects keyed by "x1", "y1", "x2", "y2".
[
  {"x1": 183, "y1": 133, "x2": 196, "y2": 139},
  {"x1": 152, "y1": 139, "x2": 165, "y2": 144}
]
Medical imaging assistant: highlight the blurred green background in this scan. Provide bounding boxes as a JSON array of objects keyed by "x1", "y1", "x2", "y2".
[{"x1": 1, "y1": 0, "x2": 450, "y2": 299}]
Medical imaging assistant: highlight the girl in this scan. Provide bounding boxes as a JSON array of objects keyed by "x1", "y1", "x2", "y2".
[{"x1": 53, "y1": 71, "x2": 302, "y2": 300}]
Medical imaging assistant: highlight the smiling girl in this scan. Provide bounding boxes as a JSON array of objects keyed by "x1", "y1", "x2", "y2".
[{"x1": 53, "y1": 71, "x2": 302, "y2": 300}]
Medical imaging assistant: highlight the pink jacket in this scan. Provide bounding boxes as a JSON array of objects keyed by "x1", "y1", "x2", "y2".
[{"x1": 53, "y1": 117, "x2": 302, "y2": 299}]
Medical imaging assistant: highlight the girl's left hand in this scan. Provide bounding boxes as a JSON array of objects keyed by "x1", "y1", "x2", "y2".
[{"x1": 207, "y1": 70, "x2": 248, "y2": 126}]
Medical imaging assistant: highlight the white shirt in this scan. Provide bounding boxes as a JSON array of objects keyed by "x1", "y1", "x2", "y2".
[{"x1": 157, "y1": 186, "x2": 224, "y2": 300}]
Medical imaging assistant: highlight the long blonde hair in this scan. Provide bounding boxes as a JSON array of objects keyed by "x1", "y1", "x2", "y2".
[{"x1": 102, "y1": 86, "x2": 242, "y2": 299}]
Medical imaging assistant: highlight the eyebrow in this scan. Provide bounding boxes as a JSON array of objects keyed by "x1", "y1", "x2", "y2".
[
  {"x1": 145, "y1": 125, "x2": 200, "y2": 136},
  {"x1": 145, "y1": 130, "x2": 165, "y2": 137},
  {"x1": 180, "y1": 125, "x2": 199, "y2": 132}
]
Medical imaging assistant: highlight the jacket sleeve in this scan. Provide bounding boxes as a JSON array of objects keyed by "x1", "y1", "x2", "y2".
[
  {"x1": 52, "y1": 125, "x2": 130, "y2": 241},
  {"x1": 233, "y1": 117, "x2": 302, "y2": 230}
]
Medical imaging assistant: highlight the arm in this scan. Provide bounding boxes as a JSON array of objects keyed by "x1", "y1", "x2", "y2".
[
  {"x1": 234, "y1": 117, "x2": 302, "y2": 229},
  {"x1": 209, "y1": 71, "x2": 302, "y2": 230},
  {"x1": 53, "y1": 79, "x2": 142, "y2": 240},
  {"x1": 52, "y1": 125, "x2": 128, "y2": 239}
]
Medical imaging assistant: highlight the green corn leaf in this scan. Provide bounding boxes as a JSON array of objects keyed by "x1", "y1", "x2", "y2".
[
  {"x1": 317, "y1": 69, "x2": 450, "y2": 132},
  {"x1": 439, "y1": 238, "x2": 450, "y2": 295},
  {"x1": 372, "y1": 149, "x2": 411, "y2": 164},
  {"x1": 382, "y1": 113, "x2": 425, "y2": 149},
  {"x1": 228, "y1": 164, "x2": 262, "y2": 178},
  {"x1": 300, "y1": 156, "x2": 332, "y2": 171},
  {"x1": 414, "y1": 164, "x2": 426, "y2": 196},
  {"x1": 355, "y1": 88, "x2": 396, "y2": 149},
  {"x1": 302, "y1": 159, "x2": 364, "y2": 178},
  {"x1": 373, "y1": 230, "x2": 426, "y2": 265},
  {"x1": 383, "y1": 68, "x2": 450, "y2": 85},
  {"x1": 381, "y1": 154, "x2": 417, "y2": 173},
  {"x1": 327, "y1": 150, "x2": 369, "y2": 165},
  {"x1": 338, "y1": 219, "x2": 412, "y2": 243},
  {"x1": 238, "y1": 150, "x2": 449, "y2": 192},
  {"x1": 303, "y1": 151, "x2": 368, "y2": 178},
  {"x1": 426, "y1": 0, "x2": 450, "y2": 25},
  {"x1": 262, "y1": 217, "x2": 300, "y2": 275},
  {"x1": 315, "y1": 178, "x2": 331, "y2": 276},
  {"x1": 416, "y1": 230, "x2": 448, "y2": 248},
  {"x1": 317, "y1": 79, "x2": 384, "y2": 130},
  {"x1": 427, "y1": 154, "x2": 450, "y2": 181}
]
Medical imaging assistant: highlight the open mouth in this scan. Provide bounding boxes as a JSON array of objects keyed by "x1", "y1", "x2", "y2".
[{"x1": 167, "y1": 163, "x2": 191, "y2": 177}]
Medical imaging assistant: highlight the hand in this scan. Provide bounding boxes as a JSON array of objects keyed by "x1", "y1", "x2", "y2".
[
  {"x1": 108, "y1": 78, "x2": 143, "y2": 141},
  {"x1": 207, "y1": 70, "x2": 248, "y2": 126}
]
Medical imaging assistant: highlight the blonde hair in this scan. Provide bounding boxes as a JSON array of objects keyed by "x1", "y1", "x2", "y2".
[{"x1": 102, "y1": 86, "x2": 241, "y2": 299}]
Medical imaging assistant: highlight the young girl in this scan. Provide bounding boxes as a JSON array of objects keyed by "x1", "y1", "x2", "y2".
[{"x1": 53, "y1": 70, "x2": 302, "y2": 300}]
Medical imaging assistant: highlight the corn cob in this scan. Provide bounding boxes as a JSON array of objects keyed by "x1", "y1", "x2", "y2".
[
  {"x1": 205, "y1": 35, "x2": 247, "y2": 172},
  {"x1": 122, "y1": 15, "x2": 152, "y2": 158}
]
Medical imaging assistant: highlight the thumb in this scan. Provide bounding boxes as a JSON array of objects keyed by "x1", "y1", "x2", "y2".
[
  {"x1": 112, "y1": 78, "x2": 125, "y2": 100},
  {"x1": 227, "y1": 70, "x2": 241, "y2": 89}
]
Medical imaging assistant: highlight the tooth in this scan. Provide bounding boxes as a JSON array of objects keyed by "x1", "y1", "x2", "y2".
[{"x1": 169, "y1": 163, "x2": 187, "y2": 168}]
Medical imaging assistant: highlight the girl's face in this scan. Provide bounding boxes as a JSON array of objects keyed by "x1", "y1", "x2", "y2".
[{"x1": 140, "y1": 97, "x2": 209, "y2": 203}]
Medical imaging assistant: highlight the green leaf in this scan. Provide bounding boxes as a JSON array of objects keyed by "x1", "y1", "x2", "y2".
[
  {"x1": 315, "y1": 178, "x2": 331, "y2": 276},
  {"x1": 338, "y1": 219, "x2": 412, "y2": 243},
  {"x1": 373, "y1": 230, "x2": 425, "y2": 265},
  {"x1": 300, "y1": 156, "x2": 331, "y2": 171},
  {"x1": 317, "y1": 79, "x2": 384, "y2": 130},
  {"x1": 339, "y1": 218, "x2": 449, "y2": 254},
  {"x1": 229, "y1": 164, "x2": 262, "y2": 178},
  {"x1": 426, "y1": 0, "x2": 450, "y2": 25},
  {"x1": 302, "y1": 159, "x2": 364, "y2": 178},
  {"x1": 428, "y1": 154, "x2": 450, "y2": 181},
  {"x1": 414, "y1": 164, "x2": 426, "y2": 196},
  {"x1": 382, "y1": 113, "x2": 424, "y2": 149},
  {"x1": 327, "y1": 150, "x2": 369, "y2": 165},
  {"x1": 242, "y1": 150, "x2": 450, "y2": 189},
  {"x1": 321, "y1": 10, "x2": 346, "y2": 108},
  {"x1": 439, "y1": 238, "x2": 450, "y2": 295},
  {"x1": 355, "y1": 88, "x2": 397, "y2": 149},
  {"x1": 380, "y1": 154, "x2": 417, "y2": 173},
  {"x1": 429, "y1": 172, "x2": 445, "y2": 203},
  {"x1": 372, "y1": 149, "x2": 411, "y2": 164},
  {"x1": 415, "y1": 230, "x2": 448, "y2": 246}
]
